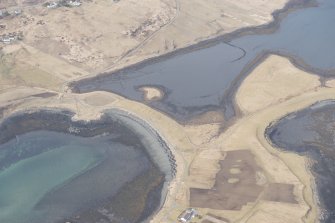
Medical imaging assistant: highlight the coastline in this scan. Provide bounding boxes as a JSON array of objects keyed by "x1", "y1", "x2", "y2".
[
  {"x1": 68, "y1": 0, "x2": 330, "y2": 127},
  {"x1": 229, "y1": 50, "x2": 326, "y2": 121},
  {"x1": 265, "y1": 100, "x2": 335, "y2": 223},
  {"x1": 0, "y1": 107, "x2": 176, "y2": 223},
  {"x1": 103, "y1": 108, "x2": 185, "y2": 223},
  {"x1": 2, "y1": 55, "x2": 334, "y2": 222},
  {"x1": 231, "y1": 54, "x2": 335, "y2": 222},
  {"x1": 264, "y1": 115, "x2": 320, "y2": 222},
  {"x1": 69, "y1": 0, "x2": 317, "y2": 91},
  {"x1": 264, "y1": 119, "x2": 320, "y2": 221},
  {"x1": 105, "y1": 108, "x2": 176, "y2": 179},
  {"x1": 0, "y1": 0, "x2": 333, "y2": 222}
]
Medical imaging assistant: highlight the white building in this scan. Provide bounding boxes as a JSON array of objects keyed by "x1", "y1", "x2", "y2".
[
  {"x1": 178, "y1": 208, "x2": 197, "y2": 223},
  {"x1": 67, "y1": 0, "x2": 82, "y2": 7},
  {"x1": 46, "y1": 2, "x2": 58, "y2": 9},
  {"x1": 13, "y1": 9, "x2": 22, "y2": 15}
]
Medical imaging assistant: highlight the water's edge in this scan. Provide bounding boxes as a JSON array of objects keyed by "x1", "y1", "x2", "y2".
[
  {"x1": 69, "y1": 0, "x2": 322, "y2": 124},
  {"x1": 0, "y1": 108, "x2": 176, "y2": 223},
  {"x1": 265, "y1": 100, "x2": 335, "y2": 223},
  {"x1": 69, "y1": 0, "x2": 317, "y2": 91}
]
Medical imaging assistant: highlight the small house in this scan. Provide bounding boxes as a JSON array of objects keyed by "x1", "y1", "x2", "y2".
[
  {"x1": 45, "y1": 2, "x2": 58, "y2": 9},
  {"x1": 0, "y1": 9, "x2": 9, "y2": 18},
  {"x1": 14, "y1": 9, "x2": 22, "y2": 15},
  {"x1": 67, "y1": 0, "x2": 82, "y2": 7},
  {"x1": 178, "y1": 208, "x2": 197, "y2": 223}
]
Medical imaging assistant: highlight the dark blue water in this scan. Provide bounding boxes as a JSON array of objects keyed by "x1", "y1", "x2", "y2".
[
  {"x1": 74, "y1": 0, "x2": 335, "y2": 121},
  {"x1": 267, "y1": 100, "x2": 335, "y2": 223}
]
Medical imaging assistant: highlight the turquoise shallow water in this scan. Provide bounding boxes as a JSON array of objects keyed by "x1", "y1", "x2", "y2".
[
  {"x1": 0, "y1": 145, "x2": 104, "y2": 223},
  {"x1": 0, "y1": 129, "x2": 152, "y2": 223}
]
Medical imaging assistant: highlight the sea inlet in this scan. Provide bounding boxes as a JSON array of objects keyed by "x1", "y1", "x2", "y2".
[{"x1": 73, "y1": 0, "x2": 335, "y2": 122}]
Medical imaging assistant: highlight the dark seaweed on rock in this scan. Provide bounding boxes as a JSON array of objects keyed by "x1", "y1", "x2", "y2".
[
  {"x1": 266, "y1": 100, "x2": 335, "y2": 223},
  {"x1": 0, "y1": 109, "x2": 141, "y2": 145}
]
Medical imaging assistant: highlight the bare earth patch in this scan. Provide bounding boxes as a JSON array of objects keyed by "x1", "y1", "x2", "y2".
[
  {"x1": 190, "y1": 150, "x2": 296, "y2": 211},
  {"x1": 190, "y1": 150, "x2": 265, "y2": 211},
  {"x1": 138, "y1": 86, "x2": 163, "y2": 101},
  {"x1": 263, "y1": 183, "x2": 297, "y2": 203}
]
